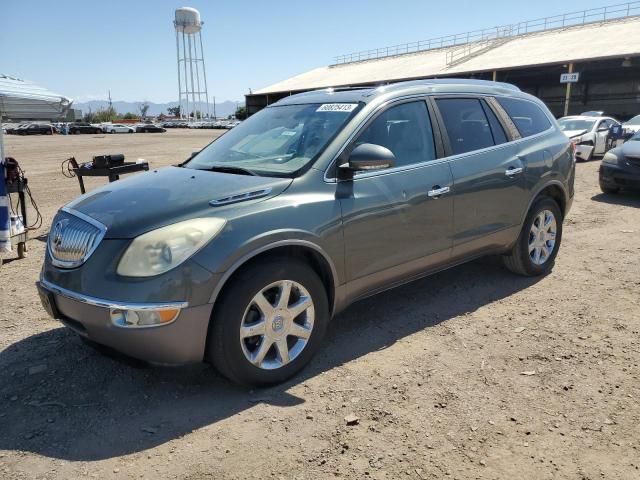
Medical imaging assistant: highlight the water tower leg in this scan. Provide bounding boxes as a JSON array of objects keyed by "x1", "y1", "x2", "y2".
[{"x1": 199, "y1": 31, "x2": 211, "y2": 119}]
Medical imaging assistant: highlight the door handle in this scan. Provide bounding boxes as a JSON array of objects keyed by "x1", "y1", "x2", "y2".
[
  {"x1": 427, "y1": 186, "x2": 450, "y2": 197},
  {"x1": 505, "y1": 167, "x2": 523, "y2": 177}
]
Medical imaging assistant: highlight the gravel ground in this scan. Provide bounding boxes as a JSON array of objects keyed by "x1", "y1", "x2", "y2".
[{"x1": 0, "y1": 130, "x2": 639, "y2": 479}]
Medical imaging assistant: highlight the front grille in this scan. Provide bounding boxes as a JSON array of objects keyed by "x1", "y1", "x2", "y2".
[{"x1": 48, "y1": 210, "x2": 106, "y2": 268}]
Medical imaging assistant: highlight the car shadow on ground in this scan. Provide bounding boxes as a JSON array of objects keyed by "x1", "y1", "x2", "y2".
[
  {"x1": 591, "y1": 191, "x2": 640, "y2": 207},
  {"x1": 0, "y1": 256, "x2": 541, "y2": 461}
]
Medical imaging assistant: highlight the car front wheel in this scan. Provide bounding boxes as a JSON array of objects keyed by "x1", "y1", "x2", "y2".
[
  {"x1": 207, "y1": 258, "x2": 329, "y2": 386},
  {"x1": 503, "y1": 196, "x2": 563, "y2": 276}
]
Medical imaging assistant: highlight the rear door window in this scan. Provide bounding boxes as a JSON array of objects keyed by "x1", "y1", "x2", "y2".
[
  {"x1": 495, "y1": 97, "x2": 551, "y2": 138},
  {"x1": 435, "y1": 98, "x2": 496, "y2": 155}
]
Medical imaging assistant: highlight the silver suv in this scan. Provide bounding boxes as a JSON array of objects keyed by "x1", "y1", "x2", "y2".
[{"x1": 38, "y1": 79, "x2": 575, "y2": 386}]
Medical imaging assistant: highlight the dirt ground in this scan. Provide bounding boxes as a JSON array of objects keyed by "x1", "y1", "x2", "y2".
[{"x1": 0, "y1": 130, "x2": 639, "y2": 480}]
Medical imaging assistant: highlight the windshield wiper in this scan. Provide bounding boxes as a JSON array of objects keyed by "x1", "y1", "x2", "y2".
[{"x1": 203, "y1": 165, "x2": 257, "y2": 176}]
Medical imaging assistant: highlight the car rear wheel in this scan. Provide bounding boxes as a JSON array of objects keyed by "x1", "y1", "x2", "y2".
[
  {"x1": 207, "y1": 257, "x2": 329, "y2": 386},
  {"x1": 503, "y1": 196, "x2": 563, "y2": 276}
]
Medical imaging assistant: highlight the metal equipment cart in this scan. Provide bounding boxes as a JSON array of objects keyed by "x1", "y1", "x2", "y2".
[
  {"x1": 0, "y1": 177, "x2": 29, "y2": 269},
  {"x1": 73, "y1": 161, "x2": 149, "y2": 194}
]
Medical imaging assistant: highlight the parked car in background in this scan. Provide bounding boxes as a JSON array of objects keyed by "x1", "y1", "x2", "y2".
[
  {"x1": 580, "y1": 110, "x2": 606, "y2": 117},
  {"x1": 38, "y1": 79, "x2": 574, "y2": 386},
  {"x1": 103, "y1": 123, "x2": 135, "y2": 134},
  {"x1": 226, "y1": 120, "x2": 242, "y2": 129},
  {"x1": 136, "y1": 124, "x2": 166, "y2": 133},
  {"x1": 5, "y1": 123, "x2": 29, "y2": 134},
  {"x1": 70, "y1": 123, "x2": 103, "y2": 134},
  {"x1": 622, "y1": 114, "x2": 640, "y2": 136},
  {"x1": 599, "y1": 130, "x2": 640, "y2": 194},
  {"x1": 557, "y1": 115, "x2": 619, "y2": 161},
  {"x1": 17, "y1": 123, "x2": 57, "y2": 135}
]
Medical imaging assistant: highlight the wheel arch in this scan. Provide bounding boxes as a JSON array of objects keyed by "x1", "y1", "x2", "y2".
[
  {"x1": 207, "y1": 240, "x2": 339, "y2": 317},
  {"x1": 524, "y1": 181, "x2": 568, "y2": 222}
]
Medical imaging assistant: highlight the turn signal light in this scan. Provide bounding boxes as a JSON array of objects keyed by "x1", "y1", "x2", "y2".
[{"x1": 110, "y1": 308, "x2": 180, "y2": 328}]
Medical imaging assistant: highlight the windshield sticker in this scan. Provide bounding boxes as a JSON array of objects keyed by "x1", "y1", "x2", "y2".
[{"x1": 316, "y1": 103, "x2": 358, "y2": 113}]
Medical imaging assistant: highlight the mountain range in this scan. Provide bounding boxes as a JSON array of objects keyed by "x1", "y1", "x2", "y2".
[{"x1": 73, "y1": 100, "x2": 242, "y2": 118}]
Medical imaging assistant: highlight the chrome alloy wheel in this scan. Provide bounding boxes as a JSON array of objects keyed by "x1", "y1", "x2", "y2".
[
  {"x1": 240, "y1": 280, "x2": 315, "y2": 370},
  {"x1": 528, "y1": 209, "x2": 557, "y2": 265}
]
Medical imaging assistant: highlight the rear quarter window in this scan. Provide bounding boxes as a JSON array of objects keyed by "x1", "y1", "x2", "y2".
[{"x1": 496, "y1": 97, "x2": 552, "y2": 138}]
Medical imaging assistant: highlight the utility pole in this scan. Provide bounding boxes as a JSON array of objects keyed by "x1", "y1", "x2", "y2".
[
  {"x1": 213, "y1": 96, "x2": 216, "y2": 119},
  {"x1": 563, "y1": 63, "x2": 573, "y2": 117}
]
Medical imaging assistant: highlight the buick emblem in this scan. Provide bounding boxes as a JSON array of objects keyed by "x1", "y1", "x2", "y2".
[{"x1": 272, "y1": 315, "x2": 284, "y2": 332}]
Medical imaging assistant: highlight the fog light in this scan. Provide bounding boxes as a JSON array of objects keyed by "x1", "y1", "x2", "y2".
[{"x1": 110, "y1": 308, "x2": 180, "y2": 328}]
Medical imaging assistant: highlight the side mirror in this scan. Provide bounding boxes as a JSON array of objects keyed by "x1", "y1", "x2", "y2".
[{"x1": 340, "y1": 143, "x2": 395, "y2": 176}]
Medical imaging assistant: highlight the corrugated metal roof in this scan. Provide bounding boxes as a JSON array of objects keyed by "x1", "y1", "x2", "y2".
[
  {"x1": 0, "y1": 74, "x2": 72, "y2": 120},
  {"x1": 254, "y1": 17, "x2": 640, "y2": 95}
]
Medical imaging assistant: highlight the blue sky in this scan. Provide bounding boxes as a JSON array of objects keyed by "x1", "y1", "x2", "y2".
[{"x1": 1, "y1": 0, "x2": 614, "y2": 103}]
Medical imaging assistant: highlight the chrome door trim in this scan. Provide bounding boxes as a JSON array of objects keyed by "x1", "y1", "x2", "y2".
[
  {"x1": 427, "y1": 186, "x2": 451, "y2": 197},
  {"x1": 505, "y1": 167, "x2": 524, "y2": 176},
  {"x1": 323, "y1": 93, "x2": 557, "y2": 183}
]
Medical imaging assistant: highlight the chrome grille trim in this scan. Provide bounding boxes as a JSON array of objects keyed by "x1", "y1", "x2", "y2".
[{"x1": 48, "y1": 207, "x2": 107, "y2": 269}]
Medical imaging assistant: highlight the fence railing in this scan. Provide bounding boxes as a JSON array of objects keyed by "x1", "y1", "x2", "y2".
[{"x1": 332, "y1": 1, "x2": 640, "y2": 65}]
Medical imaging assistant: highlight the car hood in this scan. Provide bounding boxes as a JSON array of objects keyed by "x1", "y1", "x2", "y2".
[
  {"x1": 562, "y1": 129, "x2": 588, "y2": 138},
  {"x1": 66, "y1": 166, "x2": 292, "y2": 238},
  {"x1": 622, "y1": 140, "x2": 640, "y2": 159}
]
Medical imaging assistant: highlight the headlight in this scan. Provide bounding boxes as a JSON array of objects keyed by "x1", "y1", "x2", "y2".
[
  {"x1": 117, "y1": 218, "x2": 226, "y2": 277},
  {"x1": 601, "y1": 152, "x2": 619, "y2": 165},
  {"x1": 571, "y1": 135, "x2": 583, "y2": 144}
]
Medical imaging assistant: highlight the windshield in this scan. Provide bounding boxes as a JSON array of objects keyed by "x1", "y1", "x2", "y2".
[
  {"x1": 557, "y1": 118, "x2": 595, "y2": 132},
  {"x1": 186, "y1": 103, "x2": 360, "y2": 176},
  {"x1": 625, "y1": 115, "x2": 640, "y2": 125}
]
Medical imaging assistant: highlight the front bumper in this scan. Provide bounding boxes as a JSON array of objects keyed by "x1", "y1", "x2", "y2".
[
  {"x1": 37, "y1": 278, "x2": 213, "y2": 364},
  {"x1": 599, "y1": 162, "x2": 640, "y2": 190},
  {"x1": 575, "y1": 144, "x2": 594, "y2": 161}
]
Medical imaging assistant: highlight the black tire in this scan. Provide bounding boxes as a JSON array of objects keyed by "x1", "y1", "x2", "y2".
[
  {"x1": 207, "y1": 257, "x2": 329, "y2": 387},
  {"x1": 503, "y1": 196, "x2": 563, "y2": 276},
  {"x1": 600, "y1": 183, "x2": 619, "y2": 194}
]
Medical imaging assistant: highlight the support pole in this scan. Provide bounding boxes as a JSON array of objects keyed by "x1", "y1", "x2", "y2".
[
  {"x1": 198, "y1": 31, "x2": 211, "y2": 120},
  {"x1": 193, "y1": 35, "x2": 202, "y2": 120},
  {"x1": 175, "y1": 30, "x2": 182, "y2": 119},
  {"x1": 182, "y1": 30, "x2": 190, "y2": 122},
  {"x1": 187, "y1": 34, "x2": 197, "y2": 120},
  {"x1": 492, "y1": 70, "x2": 497, "y2": 81},
  {"x1": 563, "y1": 63, "x2": 574, "y2": 117}
]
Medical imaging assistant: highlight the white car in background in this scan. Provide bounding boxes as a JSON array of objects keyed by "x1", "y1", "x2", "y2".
[
  {"x1": 622, "y1": 114, "x2": 640, "y2": 135},
  {"x1": 557, "y1": 115, "x2": 619, "y2": 161},
  {"x1": 103, "y1": 123, "x2": 135, "y2": 134}
]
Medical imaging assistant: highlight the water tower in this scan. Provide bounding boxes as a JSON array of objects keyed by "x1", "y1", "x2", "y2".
[{"x1": 174, "y1": 7, "x2": 210, "y2": 120}]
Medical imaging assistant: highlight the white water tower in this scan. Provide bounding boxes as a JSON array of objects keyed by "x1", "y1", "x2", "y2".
[{"x1": 174, "y1": 7, "x2": 210, "y2": 120}]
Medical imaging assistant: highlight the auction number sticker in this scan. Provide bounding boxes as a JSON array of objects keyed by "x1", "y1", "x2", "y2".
[{"x1": 316, "y1": 103, "x2": 358, "y2": 112}]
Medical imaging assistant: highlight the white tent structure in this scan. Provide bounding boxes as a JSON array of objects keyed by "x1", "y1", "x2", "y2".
[
  {"x1": 0, "y1": 74, "x2": 72, "y2": 253},
  {"x1": 0, "y1": 74, "x2": 72, "y2": 122}
]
